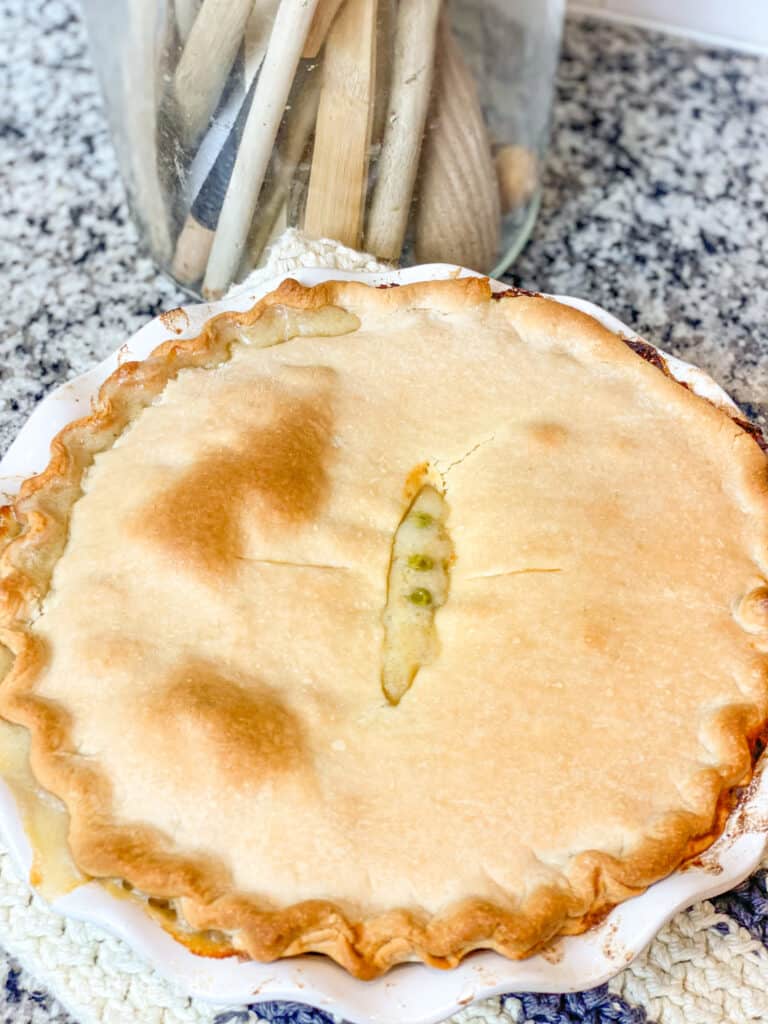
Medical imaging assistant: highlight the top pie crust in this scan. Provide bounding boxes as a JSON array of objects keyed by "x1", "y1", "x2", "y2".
[{"x1": 0, "y1": 277, "x2": 767, "y2": 978}]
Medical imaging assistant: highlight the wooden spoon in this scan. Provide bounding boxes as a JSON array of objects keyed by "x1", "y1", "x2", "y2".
[
  {"x1": 302, "y1": 0, "x2": 346, "y2": 58},
  {"x1": 303, "y1": 0, "x2": 377, "y2": 248},
  {"x1": 364, "y1": 0, "x2": 441, "y2": 261},
  {"x1": 203, "y1": 0, "x2": 320, "y2": 299},
  {"x1": 415, "y1": 15, "x2": 500, "y2": 271},
  {"x1": 172, "y1": 0, "x2": 255, "y2": 149}
]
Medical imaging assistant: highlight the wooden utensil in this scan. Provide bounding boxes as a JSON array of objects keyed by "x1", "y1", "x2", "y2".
[
  {"x1": 371, "y1": 0, "x2": 395, "y2": 148},
  {"x1": 495, "y1": 144, "x2": 539, "y2": 214},
  {"x1": 180, "y1": 2, "x2": 277, "y2": 212},
  {"x1": 303, "y1": 0, "x2": 377, "y2": 248},
  {"x1": 172, "y1": 0, "x2": 254, "y2": 150},
  {"x1": 244, "y1": 72, "x2": 321, "y2": 268},
  {"x1": 171, "y1": 75, "x2": 258, "y2": 286},
  {"x1": 302, "y1": 0, "x2": 345, "y2": 58},
  {"x1": 364, "y1": 0, "x2": 441, "y2": 261},
  {"x1": 172, "y1": 0, "x2": 282, "y2": 286},
  {"x1": 415, "y1": 15, "x2": 500, "y2": 271},
  {"x1": 203, "y1": 0, "x2": 320, "y2": 299},
  {"x1": 174, "y1": 0, "x2": 201, "y2": 44}
]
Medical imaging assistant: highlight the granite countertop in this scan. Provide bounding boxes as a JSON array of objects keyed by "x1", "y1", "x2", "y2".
[{"x1": 1, "y1": 1, "x2": 768, "y2": 1021}]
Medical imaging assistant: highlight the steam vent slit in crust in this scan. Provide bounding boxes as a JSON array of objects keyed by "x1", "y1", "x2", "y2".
[
  {"x1": 0, "y1": 277, "x2": 767, "y2": 979},
  {"x1": 381, "y1": 469, "x2": 453, "y2": 705}
]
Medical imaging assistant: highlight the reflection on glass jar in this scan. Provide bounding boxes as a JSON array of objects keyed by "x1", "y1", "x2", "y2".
[{"x1": 81, "y1": 0, "x2": 564, "y2": 298}]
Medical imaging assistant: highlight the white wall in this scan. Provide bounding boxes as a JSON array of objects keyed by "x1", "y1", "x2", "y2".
[{"x1": 568, "y1": 0, "x2": 768, "y2": 53}]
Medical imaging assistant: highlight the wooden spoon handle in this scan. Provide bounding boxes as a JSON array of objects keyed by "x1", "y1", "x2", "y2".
[
  {"x1": 304, "y1": 0, "x2": 378, "y2": 248},
  {"x1": 302, "y1": 0, "x2": 346, "y2": 58},
  {"x1": 203, "y1": 0, "x2": 320, "y2": 299},
  {"x1": 172, "y1": 0, "x2": 255, "y2": 150},
  {"x1": 364, "y1": 0, "x2": 441, "y2": 262},
  {"x1": 415, "y1": 16, "x2": 501, "y2": 271}
]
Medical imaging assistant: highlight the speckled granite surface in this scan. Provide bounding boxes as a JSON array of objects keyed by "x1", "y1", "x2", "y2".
[
  {"x1": 1, "y1": 2, "x2": 768, "y2": 1022},
  {"x1": 514, "y1": 20, "x2": 768, "y2": 435}
]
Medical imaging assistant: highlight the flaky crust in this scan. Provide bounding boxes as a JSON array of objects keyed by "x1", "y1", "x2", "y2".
[{"x1": 0, "y1": 277, "x2": 767, "y2": 978}]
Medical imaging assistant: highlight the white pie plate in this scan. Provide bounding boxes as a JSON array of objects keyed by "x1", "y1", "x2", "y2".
[{"x1": 0, "y1": 263, "x2": 765, "y2": 1024}]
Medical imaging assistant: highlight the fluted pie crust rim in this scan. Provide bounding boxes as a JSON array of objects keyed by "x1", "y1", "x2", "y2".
[{"x1": 0, "y1": 277, "x2": 767, "y2": 979}]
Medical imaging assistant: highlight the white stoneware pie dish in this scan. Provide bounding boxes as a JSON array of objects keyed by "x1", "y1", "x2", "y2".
[{"x1": 0, "y1": 263, "x2": 765, "y2": 1024}]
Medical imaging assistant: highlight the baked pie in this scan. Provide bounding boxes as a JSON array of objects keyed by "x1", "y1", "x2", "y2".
[{"x1": 0, "y1": 277, "x2": 766, "y2": 979}]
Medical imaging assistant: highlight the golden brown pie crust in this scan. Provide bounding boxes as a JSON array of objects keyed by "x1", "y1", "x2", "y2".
[{"x1": 0, "y1": 277, "x2": 767, "y2": 979}]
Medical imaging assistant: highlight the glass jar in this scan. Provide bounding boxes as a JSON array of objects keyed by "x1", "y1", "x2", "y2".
[{"x1": 80, "y1": 0, "x2": 564, "y2": 298}]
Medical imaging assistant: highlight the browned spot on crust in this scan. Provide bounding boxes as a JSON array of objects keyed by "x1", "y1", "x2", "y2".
[
  {"x1": 159, "y1": 307, "x2": 191, "y2": 335},
  {"x1": 622, "y1": 336, "x2": 670, "y2": 375},
  {"x1": 155, "y1": 919, "x2": 240, "y2": 958},
  {"x1": 403, "y1": 461, "x2": 430, "y2": 503},
  {"x1": 134, "y1": 375, "x2": 336, "y2": 572},
  {"x1": 102, "y1": 879, "x2": 240, "y2": 957},
  {"x1": 580, "y1": 603, "x2": 626, "y2": 659},
  {"x1": 0, "y1": 505, "x2": 20, "y2": 545},
  {"x1": 583, "y1": 623, "x2": 610, "y2": 654},
  {"x1": 732, "y1": 415, "x2": 768, "y2": 453},
  {"x1": 751, "y1": 726, "x2": 768, "y2": 766},
  {"x1": 589, "y1": 494, "x2": 625, "y2": 525},
  {"x1": 528, "y1": 422, "x2": 569, "y2": 447},
  {"x1": 736, "y1": 586, "x2": 768, "y2": 633},
  {"x1": 158, "y1": 661, "x2": 305, "y2": 782},
  {"x1": 720, "y1": 742, "x2": 768, "y2": 840},
  {"x1": 621, "y1": 336, "x2": 768, "y2": 453},
  {"x1": 491, "y1": 286, "x2": 540, "y2": 300}
]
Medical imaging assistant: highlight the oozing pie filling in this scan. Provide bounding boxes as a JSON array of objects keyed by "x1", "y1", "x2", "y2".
[
  {"x1": 0, "y1": 278, "x2": 766, "y2": 978},
  {"x1": 382, "y1": 476, "x2": 453, "y2": 705}
]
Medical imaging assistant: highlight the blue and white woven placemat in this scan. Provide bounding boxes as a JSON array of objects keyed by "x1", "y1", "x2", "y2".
[{"x1": 1, "y1": 840, "x2": 766, "y2": 1024}]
